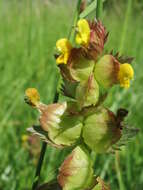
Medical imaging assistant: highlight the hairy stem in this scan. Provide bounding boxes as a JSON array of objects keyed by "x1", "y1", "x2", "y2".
[{"x1": 96, "y1": 0, "x2": 103, "y2": 19}]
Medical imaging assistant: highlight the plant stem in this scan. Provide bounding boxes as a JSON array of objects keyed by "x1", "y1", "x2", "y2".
[
  {"x1": 96, "y1": 0, "x2": 103, "y2": 19},
  {"x1": 32, "y1": 142, "x2": 47, "y2": 190},
  {"x1": 31, "y1": 1, "x2": 83, "y2": 189},
  {"x1": 68, "y1": 0, "x2": 82, "y2": 41}
]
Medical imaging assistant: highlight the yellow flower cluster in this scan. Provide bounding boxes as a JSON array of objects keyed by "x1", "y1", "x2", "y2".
[
  {"x1": 56, "y1": 18, "x2": 134, "y2": 89},
  {"x1": 56, "y1": 19, "x2": 90, "y2": 65}
]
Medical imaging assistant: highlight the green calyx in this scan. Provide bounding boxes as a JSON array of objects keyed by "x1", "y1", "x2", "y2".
[
  {"x1": 48, "y1": 114, "x2": 83, "y2": 146},
  {"x1": 94, "y1": 54, "x2": 120, "y2": 89},
  {"x1": 82, "y1": 107, "x2": 121, "y2": 153},
  {"x1": 58, "y1": 146, "x2": 94, "y2": 190},
  {"x1": 69, "y1": 53, "x2": 95, "y2": 82}
]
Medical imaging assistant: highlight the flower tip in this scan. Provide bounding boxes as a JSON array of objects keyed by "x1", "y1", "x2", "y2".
[{"x1": 25, "y1": 88, "x2": 40, "y2": 107}]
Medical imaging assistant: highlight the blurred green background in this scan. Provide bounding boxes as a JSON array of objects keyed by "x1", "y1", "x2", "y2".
[{"x1": 0, "y1": 0, "x2": 143, "y2": 189}]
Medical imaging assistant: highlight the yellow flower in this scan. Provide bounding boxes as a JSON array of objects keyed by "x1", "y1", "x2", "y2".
[
  {"x1": 56, "y1": 38, "x2": 72, "y2": 65},
  {"x1": 118, "y1": 63, "x2": 134, "y2": 88},
  {"x1": 75, "y1": 19, "x2": 90, "y2": 46},
  {"x1": 25, "y1": 88, "x2": 40, "y2": 107},
  {"x1": 22, "y1": 134, "x2": 29, "y2": 142}
]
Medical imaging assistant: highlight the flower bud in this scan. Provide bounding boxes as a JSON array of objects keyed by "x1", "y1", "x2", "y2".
[
  {"x1": 88, "y1": 20, "x2": 108, "y2": 60},
  {"x1": 82, "y1": 107, "x2": 121, "y2": 153},
  {"x1": 58, "y1": 146, "x2": 94, "y2": 190},
  {"x1": 25, "y1": 88, "x2": 40, "y2": 107},
  {"x1": 75, "y1": 74, "x2": 99, "y2": 109}
]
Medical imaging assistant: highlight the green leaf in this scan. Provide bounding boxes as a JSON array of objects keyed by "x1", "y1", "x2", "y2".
[{"x1": 79, "y1": 0, "x2": 97, "y2": 19}]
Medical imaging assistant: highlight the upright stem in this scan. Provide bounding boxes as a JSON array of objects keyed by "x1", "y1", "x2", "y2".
[
  {"x1": 68, "y1": 0, "x2": 82, "y2": 42},
  {"x1": 96, "y1": 0, "x2": 103, "y2": 19},
  {"x1": 32, "y1": 143, "x2": 47, "y2": 190},
  {"x1": 31, "y1": 1, "x2": 83, "y2": 189}
]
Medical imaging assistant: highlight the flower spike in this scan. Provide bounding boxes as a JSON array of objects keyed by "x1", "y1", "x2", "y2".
[{"x1": 25, "y1": 8, "x2": 138, "y2": 190}]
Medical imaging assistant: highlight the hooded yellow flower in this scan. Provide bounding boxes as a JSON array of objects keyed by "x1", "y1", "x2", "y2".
[
  {"x1": 56, "y1": 38, "x2": 72, "y2": 65},
  {"x1": 75, "y1": 19, "x2": 90, "y2": 46},
  {"x1": 118, "y1": 63, "x2": 134, "y2": 88}
]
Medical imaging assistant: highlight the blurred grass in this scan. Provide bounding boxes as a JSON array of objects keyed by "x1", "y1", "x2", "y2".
[{"x1": 0, "y1": 0, "x2": 143, "y2": 190}]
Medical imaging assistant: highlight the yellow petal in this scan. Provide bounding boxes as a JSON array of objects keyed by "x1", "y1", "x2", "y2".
[
  {"x1": 75, "y1": 19, "x2": 90, "y2": 46},
  {"x1": 56, "y1": 54, "x2": 65, "y2": 64},
  {"x1": 118, "y1": 63, "x2": 134, "y2": 88},
  {"x1": 56, "y1": 38, "x2": 72, "y2": 53},
  {"x1": 56, "y1": 38, "x2": 72, "y2": 65},
  {"x1": 56, "y1": 52, "x2": 70, "y2": 65}
]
